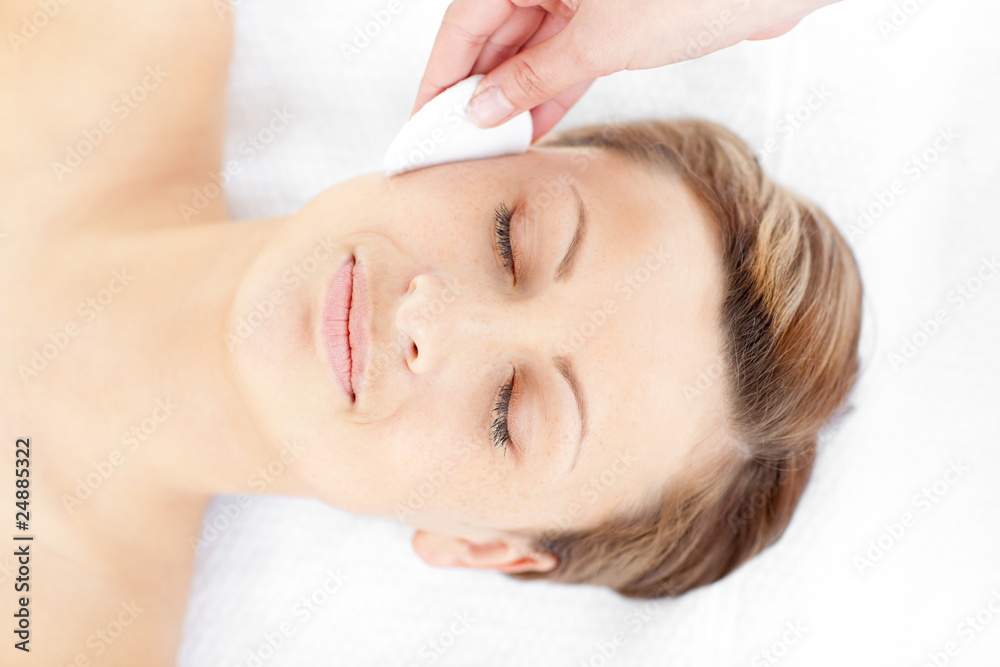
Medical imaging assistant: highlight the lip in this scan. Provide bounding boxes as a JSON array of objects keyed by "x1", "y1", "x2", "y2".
[
  {"x1": 349, "y1": 257, "x2": 370, "y2": 398},
  {"x1": 321, "y1": 256, "x2": 370, "y2": 401}
]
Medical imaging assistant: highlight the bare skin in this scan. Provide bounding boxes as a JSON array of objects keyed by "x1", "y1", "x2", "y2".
[
  {"x1": 0, "y1": 1, "x2": 730, "y2": 664},
  {"x1": 0, "y1": 2, "x2": 264, "y2": 663}
]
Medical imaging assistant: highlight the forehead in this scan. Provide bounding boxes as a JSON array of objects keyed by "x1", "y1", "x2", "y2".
[{"x1": 524, "y1": 146, "x2": 730, "y2": 507}]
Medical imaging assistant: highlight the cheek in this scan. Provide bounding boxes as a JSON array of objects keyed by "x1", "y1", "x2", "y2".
[
  {"x1": 389, "y1": 213, "x2": 490, "y2": 280},
  {"x1": 380, "y1": 398, "x2": 494, "y2": 511},
  {"x1": 380, "y1": 171, "x2": 508, "y2": 273},
  {"x1": 381, "y1": 390, "x2": 475, "y2": 468}
]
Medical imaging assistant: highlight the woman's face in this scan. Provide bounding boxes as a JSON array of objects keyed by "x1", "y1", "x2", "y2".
[{"x1": 228, "y1": 144, "x2": 728, "y2": 564}]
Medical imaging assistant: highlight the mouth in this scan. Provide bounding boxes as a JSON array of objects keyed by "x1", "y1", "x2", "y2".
[{"x1": 321, "y1": 255, "x2": 370, "y2": 402}]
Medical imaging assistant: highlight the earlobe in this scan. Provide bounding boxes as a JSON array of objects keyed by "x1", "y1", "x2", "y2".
[
  {"x1": 491, "y1": 551, "x2": 558, "y2": 574},
  {"x1": 464, "y1": 538, "x2": 558, "y2": 573},
  {"x1": 410, "y1": 529, "x2": 558, "y2": 573}
]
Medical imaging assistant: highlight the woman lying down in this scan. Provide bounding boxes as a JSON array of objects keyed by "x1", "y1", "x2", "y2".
[{"x1": 0, "y1": 0, "x2": 861, "y2": 664}]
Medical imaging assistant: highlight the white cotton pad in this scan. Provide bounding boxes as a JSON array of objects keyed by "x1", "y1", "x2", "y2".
[{"x1": 384, "y1": 74, "x2": 533, "y2": 176}]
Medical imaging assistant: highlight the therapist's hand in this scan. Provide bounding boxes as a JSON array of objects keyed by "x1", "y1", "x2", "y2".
[{"x1": 411, "y1": 0, "x2": 840, "y2": 140}]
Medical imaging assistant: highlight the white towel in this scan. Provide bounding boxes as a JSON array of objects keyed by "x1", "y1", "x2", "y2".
[{"x1": 179, "y1": 1, "x2": 1000, "y2": 665}]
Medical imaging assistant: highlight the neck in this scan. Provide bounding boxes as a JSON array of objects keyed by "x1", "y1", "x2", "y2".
[{"x1": 46, "y1": 217, "x2": 314, "y2": 506}]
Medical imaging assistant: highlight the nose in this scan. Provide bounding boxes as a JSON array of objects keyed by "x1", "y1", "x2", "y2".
[
  {"x1": 395, "y1": 272, "x2": 523, "y2": 374},
  {"x1": 396, "y1": 273, "x2": 465, "y2": 374}
]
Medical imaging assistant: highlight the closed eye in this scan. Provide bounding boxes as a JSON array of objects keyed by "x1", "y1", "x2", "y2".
[
  {"x1": 494, "y1": 202, "x2": 515, "y2": 280},
  {"x1": 491, "y1": 369, "x2": 517, "y2": 457}
]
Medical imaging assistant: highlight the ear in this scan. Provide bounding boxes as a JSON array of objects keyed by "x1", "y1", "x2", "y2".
[{"x1": 411, "y1": 529, "x2": 557, "y2": 574}]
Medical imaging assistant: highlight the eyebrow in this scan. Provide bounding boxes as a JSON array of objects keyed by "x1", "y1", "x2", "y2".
[
  {"x1": 553, "y1": 185, "x2": 587, "y2": 283},
  {"x1": 553, "y1": 355, "x2": 587, "y2": 473}
]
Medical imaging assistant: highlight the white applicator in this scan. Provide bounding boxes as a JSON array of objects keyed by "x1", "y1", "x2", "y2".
[{"x1": 384, "y1": 74, "x2": 533, "y2": 176}]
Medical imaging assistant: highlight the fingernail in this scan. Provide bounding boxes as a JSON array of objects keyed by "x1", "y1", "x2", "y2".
[{"x1": 467, "y1": 86, "x2": 515, "y2": 128}]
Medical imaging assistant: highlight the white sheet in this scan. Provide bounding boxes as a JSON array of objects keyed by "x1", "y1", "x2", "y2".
[{"x1": 178, "y1": 1, "x2": 1000, "y2": 665}]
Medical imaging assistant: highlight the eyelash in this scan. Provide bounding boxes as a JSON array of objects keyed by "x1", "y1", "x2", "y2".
[
  {"x1": 494, "y1": 202, "x2": 514, "y2": 275},
  {"x1": 490, "y1": 371, "x2": 515, "y2": 456},
  {"x1": 491, "y1": 202, "x2": 517, "y2": 457}
]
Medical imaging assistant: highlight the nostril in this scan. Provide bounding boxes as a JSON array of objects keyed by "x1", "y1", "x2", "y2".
[{"x1": 406, "y1": 341, "x2": 418, "y2": 363}]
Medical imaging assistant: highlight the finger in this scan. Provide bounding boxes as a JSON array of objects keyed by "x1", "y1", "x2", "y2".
[
  {"x1": 467, "y1": 21, "x2": 599, "y2": 128},
  {"x1": 411, "y1": 0, "x2": 516, "y2": 117},
  {"x1": 519, "y1": 4, "x2": 570, "y2": 50},
  {"x1": 529, "y1": 77, "x2": 594, "y2": 141},
  {"x1": 470, "y1": 6, "x2": 546, "y2": 76},
  {"x1": 536, "y1": 0, "x2": 575, "y2": 23},
  {"x1": 746, "y1": 17, "x2": 803, "y2": 40},
  {"x1": 492, "y1": 8, "x2": 576, "y2": 137},
  {"x1": 475, "y1": 8, "x2": 569, "y2": 87}
]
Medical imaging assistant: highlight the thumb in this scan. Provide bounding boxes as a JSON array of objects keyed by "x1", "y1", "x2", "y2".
[{"x1": 467, "y1": 26, "x2": 595, "y2": 129}]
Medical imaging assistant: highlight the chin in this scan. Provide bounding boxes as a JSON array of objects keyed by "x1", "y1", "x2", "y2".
[{"x1": 226, "y1": 218, "x2": 355, "y2": 450}]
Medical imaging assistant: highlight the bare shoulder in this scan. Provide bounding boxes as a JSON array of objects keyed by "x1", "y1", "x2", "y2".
[{"x1": 0, "y1": 0, "x2": 235, "y2": 235}]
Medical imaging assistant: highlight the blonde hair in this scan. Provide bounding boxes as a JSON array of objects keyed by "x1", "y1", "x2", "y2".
[{"x1": 507, "y1": 119, "x2": 863, "y2": 599}]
